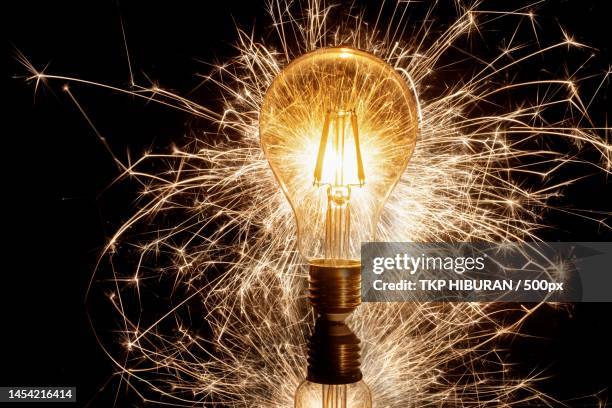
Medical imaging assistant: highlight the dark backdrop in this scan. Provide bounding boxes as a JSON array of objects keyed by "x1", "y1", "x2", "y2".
[{"x1": 5, "y1": 1, "x2": 611, "y2": 406}]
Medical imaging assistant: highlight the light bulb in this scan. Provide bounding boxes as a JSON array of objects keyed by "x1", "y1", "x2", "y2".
[
  {"x1": 260, "y1": 46, "x2": 419, "y2": 263},
  {"x1": 260, "y1": 46, "x2": 419, "y2": 408},
  {"x1": 294, "y1": 380, "x2": 372, "y2": 408}
]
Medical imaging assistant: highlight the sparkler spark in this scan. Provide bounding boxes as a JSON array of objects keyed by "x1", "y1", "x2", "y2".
[{"x1": 19, "y1": 0, "x2": 611, "y2": 406}]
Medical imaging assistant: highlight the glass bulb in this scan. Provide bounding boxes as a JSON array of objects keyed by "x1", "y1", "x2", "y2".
[
  {"x1": 294, "y1": 380, "x2": 372, "y2": 408},
  {"x1": 260, "y1": 47, "x2": 419, "y2": 262}
]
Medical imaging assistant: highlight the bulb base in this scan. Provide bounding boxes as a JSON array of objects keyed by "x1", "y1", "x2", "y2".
[
  {"x1": 306, "y1": 319, "x2": 363, "y2": 385},
  {"x1": 308, "y1": 259, "x2": 361, "y2": 318}
]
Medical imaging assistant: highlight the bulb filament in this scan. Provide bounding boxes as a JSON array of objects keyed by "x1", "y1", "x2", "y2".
[{"x1": 313, "y1": 110, "x2": 365, "y2": 261}]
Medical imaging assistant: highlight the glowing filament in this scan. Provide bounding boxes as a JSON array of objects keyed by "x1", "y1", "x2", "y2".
[{"x1": 313, "y1": 110, "x2": 365, "y2": 189}]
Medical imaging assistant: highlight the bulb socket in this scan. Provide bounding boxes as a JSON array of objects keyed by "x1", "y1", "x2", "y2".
[
  {"x1": 308, "y1": 259, "x2": 361, "y2": 318},
  {"x1": 306, "y1": 318, "x2": 363, "y2": 385}
]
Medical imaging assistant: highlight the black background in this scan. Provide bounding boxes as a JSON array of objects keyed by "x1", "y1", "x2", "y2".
[{"x1": 5, "y1": 1, "x2": 612, "y2": 407}]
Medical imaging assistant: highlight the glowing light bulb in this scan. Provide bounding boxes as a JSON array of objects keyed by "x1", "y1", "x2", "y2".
[
  {"x1": 294, "y1": 380, "x2": 372, "y2": 408},
  {"x1": 260, "y1": 46, "x2": 419, "y2": 408},
  {"x1": 260, "y1": 46, "x2": 419, "y2": 263}
]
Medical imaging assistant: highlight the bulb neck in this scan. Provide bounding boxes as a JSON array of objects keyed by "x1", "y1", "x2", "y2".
[
  {"x1": 306, "y1": 319, "x2": 363, "y2": 385},
  {"x1": 308, "y1": 260, "x2": 361, "y2": 319}
]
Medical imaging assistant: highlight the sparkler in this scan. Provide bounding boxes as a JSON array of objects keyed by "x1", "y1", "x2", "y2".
[{"x1": 19, "y1": 0, "x2": 611, "y2": 406}]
